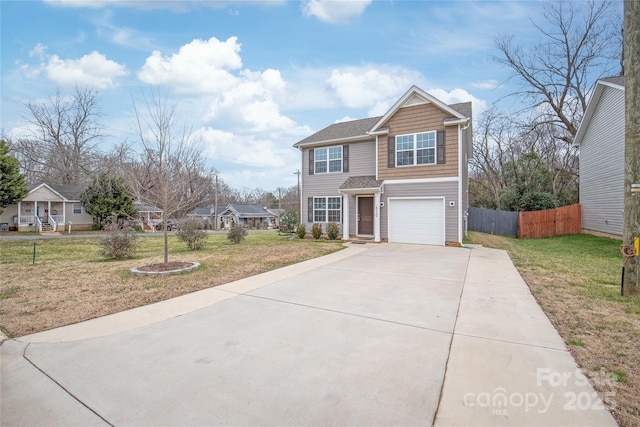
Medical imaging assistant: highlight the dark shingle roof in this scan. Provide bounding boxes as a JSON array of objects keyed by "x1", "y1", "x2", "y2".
[
  {"x1": 601, "y1": 76, "x2": 624, "y2": 87},
  {"x1": 294, "y1": 100, "x2": 473, "y2": 148},
  {"x1": 294, "y1": 117, "x2": 381, "y2": 147},
  {"x1": 339, "y1": 176, "x2": 384, "y2": 190},
  {"x1": 449, "y1": 102, "x2": 472, "y2": 118},
  {"x1": 27, "y1": 183, "x2": 85, "y2": 201},
  {"x1": 225, "y1": 204, "x2": 275, "y2": 218},
  {"x1": 188, "y1": 206, "x2": 226, "y2": 216}
]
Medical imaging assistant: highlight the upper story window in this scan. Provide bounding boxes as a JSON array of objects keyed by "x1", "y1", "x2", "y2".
[
  {"x1": 315, "y1": 146, "x2": 343, "y2": 174},
  {"x1": 396, "y1": 131, "x2": 436, "y2": 167}
]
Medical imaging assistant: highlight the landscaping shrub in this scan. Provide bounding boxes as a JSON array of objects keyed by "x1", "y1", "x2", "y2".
[
  {"x1": 326, "y1": 222, "x2": 340, "y2": 240},
  {"x1": 227, "y1": 226, "x2": 248, "y2": 244},
  {"x1": 177, "y1": 218, "x2": 208, "y2": 250},
  {"x1": 311, "y1": 223, "x2": 323, "y2": 240},
  {"x1": 99, "y1": 218, "x2": 139, "y2": 259},
  {"x1": 296, "y1": 224, "x2": 306, "y2": 239}
]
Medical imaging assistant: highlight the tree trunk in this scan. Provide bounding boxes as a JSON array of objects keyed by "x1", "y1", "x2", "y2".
[{"x1": 622, "y1": 0, "x2": 640, "y2": 296}]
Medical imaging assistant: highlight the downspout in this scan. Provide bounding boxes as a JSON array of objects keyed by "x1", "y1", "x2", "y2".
[{"x1": 458, "y1": 120, "x2": 471, "y2": 243}]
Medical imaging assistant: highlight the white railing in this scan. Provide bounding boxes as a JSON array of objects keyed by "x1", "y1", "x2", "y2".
[
  {"x1": 35, "y1": 216, "x2": 43, "y2": 232},
  {"x1": 19, "y1": 215, "x2": 36, "y2": 224},
  {"x1": 48, "y1": 214, "x2": 57, "y2": 231}
]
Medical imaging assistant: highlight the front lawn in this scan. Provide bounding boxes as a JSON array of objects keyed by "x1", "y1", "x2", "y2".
[
  {"x1": 467, "y1": 232, "x2": 640, "y2": 427},
  {"x1": 0, "y1": 233, "x2": 344, "y2": 338}
]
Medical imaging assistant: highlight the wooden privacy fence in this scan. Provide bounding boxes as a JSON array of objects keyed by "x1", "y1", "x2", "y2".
[
  {"x1": 468, "y1": 207, "x2": 519, "y2": 237},
  {"x1": 518, "y1": 204, "x2": 581, "y2": 238},
  {"x1": 468, "y1": 204, "x2": 582, "y2": 238}
]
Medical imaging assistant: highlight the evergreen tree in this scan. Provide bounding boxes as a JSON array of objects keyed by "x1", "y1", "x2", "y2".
[
  {"x1": 80, "y1": 173, "x2": 136, "y2": 229},
  {"x1": 0, "y1": 140, "x2": 28, "y2": 215},
  {"x1": 499, "y1": 152, "x2": 556, "y2": 212}
]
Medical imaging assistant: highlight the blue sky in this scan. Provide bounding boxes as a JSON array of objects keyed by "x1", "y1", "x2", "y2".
[{"x1": 0, "y1": 0, "x2": 617, "y2": 192}]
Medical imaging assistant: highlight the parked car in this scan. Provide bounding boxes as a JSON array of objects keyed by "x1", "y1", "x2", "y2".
[{"x1": 155, "y1": 219, "x2": 179, "y2": 231}]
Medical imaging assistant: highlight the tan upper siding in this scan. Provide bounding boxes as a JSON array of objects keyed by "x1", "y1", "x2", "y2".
[
  {"x1": 377, "y1": 103, "x2": 459, "y2": 180},
  {"x1": 24, "y1": 186, "x2": 61, "y2": 201}
]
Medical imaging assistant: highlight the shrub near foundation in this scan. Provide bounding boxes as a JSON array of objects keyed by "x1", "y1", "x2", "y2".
[
  {"x1": 326, "y1": 222, "x2": 339, "y2": 240},
  {"x1": 311, "y1": 223, "x2": 323, "y2": 240},
  {"x1": 296, "y1": 224, "x2": 306, "y2": 239}
]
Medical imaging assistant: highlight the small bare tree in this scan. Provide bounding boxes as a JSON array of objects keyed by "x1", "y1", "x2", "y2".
[{"x1": 130, "y1": 89, "x2": 213, "y2": 264}]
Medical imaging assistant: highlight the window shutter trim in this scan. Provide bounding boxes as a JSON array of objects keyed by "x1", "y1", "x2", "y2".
[
  {"x1": 308, "y1": 149, "x2": 314, "y2": 175},
  {"x1": 437, "y1": 130, "x2": 446, "y2": 164},
  {"x1": 308, "y1": 197, "x2": 313, "y2": 222},
  {"x1": 342, "y1": 145, "x2": 349, "y2": 173},
  {"x1": 387, "y1": 136, "x2": 395, "y2": 168}
]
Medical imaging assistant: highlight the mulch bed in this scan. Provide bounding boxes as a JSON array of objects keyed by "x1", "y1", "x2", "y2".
[{"x1": 135, "y1": 262, "x2": 195, "y2": 272}]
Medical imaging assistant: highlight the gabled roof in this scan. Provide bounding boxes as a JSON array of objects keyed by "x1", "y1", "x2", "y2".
[
  {"x1": 26, "y1": 183, "x2": 84, "y2": 201},
  {"x1": 574, "y1": 76, "x2": 625, "y2": 146},
  {"x1": 369, "y1": 85, "x2": 469, "y2": 133},
  {"x1": 293, "y1": 86, "x2": 472, "y2": 148},
  {"x1": 221, "y1": 204, "x2": 275, "y2": 218}
]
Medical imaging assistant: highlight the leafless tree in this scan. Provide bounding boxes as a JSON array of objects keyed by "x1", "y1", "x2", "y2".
[
  {"x1": 130, "y1": 89, "x2": 213, "y2": 264},
  {"x1": 9, "y1": 87, "x2": 105, "y2": 185},
  {"x1": 470, "y1": 1, "x2": 620, "y2": 209},
  {"x1": 494, "y1": 0, "x2": 621, "y2": 143},
  {"x1": 469, "y1": 107, "x2": 521, "y2": 208}
]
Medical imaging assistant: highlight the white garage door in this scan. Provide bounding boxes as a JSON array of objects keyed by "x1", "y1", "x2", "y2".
[{"x1": 388, "y1": 198, "x2": 445, "y2": 245}]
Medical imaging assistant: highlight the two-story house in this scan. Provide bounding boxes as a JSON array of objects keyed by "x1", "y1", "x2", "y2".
[{"x1": 294, "y1": 85, "x2": 472, "y2": 245}]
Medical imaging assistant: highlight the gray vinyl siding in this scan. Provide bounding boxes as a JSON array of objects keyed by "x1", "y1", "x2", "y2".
[
  {"x1": 300, "y1": 140, "x2": 376, "y2": 231},
  {"x1": 381, "y1": 180, "x2": 459, "y2": 242},
  {"x1": 579, "y1": 85, "x2": 624, "y2": 236}
]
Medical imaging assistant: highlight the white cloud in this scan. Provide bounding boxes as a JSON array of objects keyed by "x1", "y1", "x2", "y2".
[
  {"x1": 138, "y1": 37, "x2": 243, "y2": 94},
  {"x1": 426, "y1": 87, "x2": 487, "y2": 117},
  {"x1": 138, "y1": 37, "x2": 309, "y2": 139},
  {"x1": 302, "y1": 0, "x2": 371, "y2": 24},
  {"x1": 20, "y1": 47, "x2": 128, "y2": 89},
  {"x1": 194, "y1": 127, "x2": 293, "y2": 170},
  {"x1": 327, "y1": 66, "x2": 424, "y2": 115},
  {"x1": 471, "y1": 79, "x2": 499, "y2": 90}
]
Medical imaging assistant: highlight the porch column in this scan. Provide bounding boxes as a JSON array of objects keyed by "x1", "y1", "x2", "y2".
[
  {"x1": 17, "y1": 201, "x2": 21, "y2": 225},
  {"x1": 62, "y1": 201, "x2": 66, "y2": 228},
  {"x1": 342, "y1": 194, "x2": 349, "y2": 240},
  {"x1": 374, "y1": 192, "x2": 381, "y2": 243}
]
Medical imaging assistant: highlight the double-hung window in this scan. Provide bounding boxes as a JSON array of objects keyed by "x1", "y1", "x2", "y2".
[
  {"x1": 314, "y1": 146, "x2": 342, "y2": 174},
  {"x1": 73, "y1": 204, "x2": 82, "y2": 214},
  {"x1": 396, "y1": 131, "x2": 436, "y2": 166},
  {"x1": 313, "y1": 196, "x2": 341, "y2": 222}
]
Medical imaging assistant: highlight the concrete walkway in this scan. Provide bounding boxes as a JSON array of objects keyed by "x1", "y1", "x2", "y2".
[{"x1": 1, "y1": 244, "x2": 617, "y2": 426}]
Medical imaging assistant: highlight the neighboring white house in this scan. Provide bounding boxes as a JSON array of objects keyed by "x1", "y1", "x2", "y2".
[
  {"x1": 0, "y1": 183, "x2": 93, "y2": 232},
  {"x1": 573, "y1": 76, "x2": 625, "y2": 237}
]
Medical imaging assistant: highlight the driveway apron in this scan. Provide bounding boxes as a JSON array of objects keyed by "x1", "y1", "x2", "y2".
[{"x1": 1, "y1": 244, "x2": 617, "y2": 426}]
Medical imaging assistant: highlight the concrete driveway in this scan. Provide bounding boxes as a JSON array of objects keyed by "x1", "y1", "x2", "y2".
[{"x1": 1, "y1": 243, "x2": 617, "y2": 426}]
